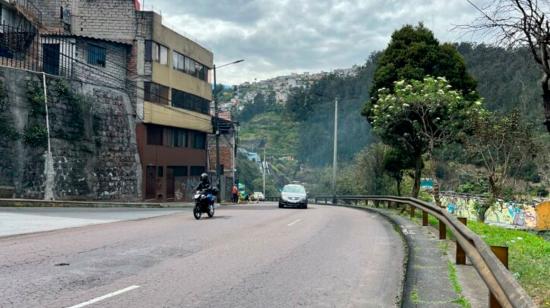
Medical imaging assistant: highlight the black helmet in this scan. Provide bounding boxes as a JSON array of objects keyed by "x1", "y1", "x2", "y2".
[{"x1": 200, "y1": 173, "x2": 209, "y2": 183}]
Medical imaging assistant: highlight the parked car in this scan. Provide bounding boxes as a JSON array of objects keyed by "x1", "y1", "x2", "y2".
[
  {"x1": 279, "y1": 184, "x2": 308, "y2": 209},
  {"x1": 252, "y1": 192, "x2": 265, "y2": 201}
]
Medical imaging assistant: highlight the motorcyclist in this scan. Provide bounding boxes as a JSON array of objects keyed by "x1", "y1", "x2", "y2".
[
  {"x1": 195, "y1": 173, "x2": 218, "y2": 202},
  {"x1": 195, "y1": 173, "x2": 211, "y2": 192}
]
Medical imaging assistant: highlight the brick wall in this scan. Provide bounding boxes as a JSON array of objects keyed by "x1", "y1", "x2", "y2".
[
  {"x1": 207, "y1": 134, "x2": 234, "y2": 175},
  {"x1": 71, "y1": 0, "x2": 136, "y2": 41},
  {"x1": 73, "y1": 38, "x2": 130, "y2": 90}
]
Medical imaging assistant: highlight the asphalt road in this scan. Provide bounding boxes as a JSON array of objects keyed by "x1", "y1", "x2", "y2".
[
  {"x1": 0, "y1": 207, "x2": 186, "y2": 237},
  {"x1": 0, "y1": 203, "x2": 405, "y2": 308}
]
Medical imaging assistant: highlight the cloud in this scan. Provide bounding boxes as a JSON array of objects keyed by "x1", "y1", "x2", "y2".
[{"x1": 149, "y1": 0, "x2": 485, "y2": 85}]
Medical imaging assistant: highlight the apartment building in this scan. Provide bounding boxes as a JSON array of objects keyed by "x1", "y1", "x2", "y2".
[
  {"x1": 133, "y1": 11, "x2": 213, "y2": 200},
  {"x1": 1, "y1": 0, "x2": 215, "y2": 201}
]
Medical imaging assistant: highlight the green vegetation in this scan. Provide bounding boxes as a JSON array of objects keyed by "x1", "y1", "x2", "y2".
[
  {"x1": 465, "y1": 111, "x2": 538, "y2": 221},
  {"x1": 239, "y1": 111, "x2": 299, "y2": 158},
  {"x1": 399, "y1": 204, "x2": 549, "y2": 307},
  {"x1": 23, "y1": 79, "x2": 47, "y2": 148},
  {"x1": 233, "y1": 24, "x2": 548, "y2": 208},
  {"x1": 364, "y1": 24, "x2": 479, "y2": 198},
  {"x1": 448, "y1": 261, "x2": 471, "y2": 308},
  {"x1": 410, "y1": 288, "x2": 420, "y2": 304},
  {"x1": 467, "y1": 221, "x2": 550, "y2": 307}
]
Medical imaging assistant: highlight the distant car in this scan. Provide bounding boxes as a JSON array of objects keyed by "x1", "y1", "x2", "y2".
[
  {"x1": 279, "y1": 184, "x2": 308, "y2": 209},
  {"x1": 252, "y1": 192, "x2": 265, "y2": 201}
]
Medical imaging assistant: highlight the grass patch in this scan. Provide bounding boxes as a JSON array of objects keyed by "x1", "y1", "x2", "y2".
[
  {"x1": 447, "y1": 261, "x2": 471, "y2": 308},
  {"x1": 438, "y1": 241, "x2": 449, "y2": 255},
  {"x1": 468, "y1": 221, "x2": 550, "y2": 307},
  {"x1": 410, "y1": 288, "x2": 420, "y2": 304}
]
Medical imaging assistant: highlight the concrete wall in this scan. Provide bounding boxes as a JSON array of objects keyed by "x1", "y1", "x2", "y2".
[
  {"x1": 440, "y1": 193, "x2": 546, "y2": 230},
  {"x1": 0, "y1": 66, "x2": 141, "y2": 200}
]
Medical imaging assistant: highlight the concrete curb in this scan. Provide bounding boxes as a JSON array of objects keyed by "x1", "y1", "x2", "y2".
[{"x1": 0, "y1": 198, "x2": 173, "y2": 208}]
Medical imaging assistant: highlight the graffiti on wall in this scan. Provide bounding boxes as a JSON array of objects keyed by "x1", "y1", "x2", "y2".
[{"x1": 440, "y1": 194, "x2": 538, "y2": 229}]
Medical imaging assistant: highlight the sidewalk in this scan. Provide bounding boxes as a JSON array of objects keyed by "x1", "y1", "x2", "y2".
[{"x1": 365, "y1": 207, "x2": 488, "y2": 308}]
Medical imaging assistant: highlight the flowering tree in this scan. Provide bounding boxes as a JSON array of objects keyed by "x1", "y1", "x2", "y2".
[{"x1": 371, "y1": 76, "x2": 484, "y2": 206}]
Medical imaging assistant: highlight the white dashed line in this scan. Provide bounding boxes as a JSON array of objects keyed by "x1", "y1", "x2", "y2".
[
  {"x1": 66, "y1": 285, "x2": 140, "y2": 308},
  {"x1": 288, "y1": 219, "x2": 302, "y2": 226}
]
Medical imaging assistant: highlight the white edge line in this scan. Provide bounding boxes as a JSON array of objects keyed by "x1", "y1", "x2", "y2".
[
  {"x1": 287, "y1": 219, "x2": 302, "y2": 226},
  {"x1": 66, "y1": 285, "x2": 140, "y2": 308}
]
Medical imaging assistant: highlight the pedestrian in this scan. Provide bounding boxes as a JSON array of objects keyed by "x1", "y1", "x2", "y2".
[{"x1": 231, "y1": 184, "x2": 239, "y2": 204}]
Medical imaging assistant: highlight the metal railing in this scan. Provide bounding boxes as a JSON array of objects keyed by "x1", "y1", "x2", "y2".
[
  {"x1": 308, "y1": 195, "x2": 535, "y2": 308},
  {"x1": 0, "y1": 24, "x2": 74, "y2": 77}
]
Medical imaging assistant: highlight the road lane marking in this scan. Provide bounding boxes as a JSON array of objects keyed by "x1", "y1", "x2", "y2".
[
  {"x1": 288, "y1": 219, "x2": 302, "y2": 226},
  {"x1": 66, "y1": 285, "x2": 140, "y2": 308}
]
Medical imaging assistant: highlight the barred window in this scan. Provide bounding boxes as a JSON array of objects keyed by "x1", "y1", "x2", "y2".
[{"x1": 87, "y1": 44, "x2": 106, "y2": 67}]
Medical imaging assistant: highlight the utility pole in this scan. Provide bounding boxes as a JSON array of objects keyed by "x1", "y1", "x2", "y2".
[
  {"x1": 212, "y1": 59, "x2": 244, "y2": 201},
  {"x1": 332, "y1": 97, "x2": 338, "y2": 205},
  {"x1": 214, "y1": 64, "x2": 222, "y2": 202},
  {"x1": 262, "y1": 145, "x2": 267, "y2": 197}
]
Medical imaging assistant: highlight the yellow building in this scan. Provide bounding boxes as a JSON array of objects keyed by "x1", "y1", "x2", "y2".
[{"x1": 135, "y1": 11, "x2": 214, "y2": 200}]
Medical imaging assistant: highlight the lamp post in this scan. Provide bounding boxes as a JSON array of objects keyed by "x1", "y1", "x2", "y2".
[{"x1": 213, "y1": 59, "x2": 244, "y2": 201}]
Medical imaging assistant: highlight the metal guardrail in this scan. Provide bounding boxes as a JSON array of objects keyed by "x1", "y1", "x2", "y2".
[{"x1": 306, "y1": 195, "x2": 535, "y2": 308}]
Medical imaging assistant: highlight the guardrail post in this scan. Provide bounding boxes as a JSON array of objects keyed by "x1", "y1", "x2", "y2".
[
  {"x1": 456, "y1": 217, "x2": 467, "y2": 265},
  {"x1": 422, "y1": 211, "x2": 428, "y2": 226},
  {"x1": 489, "y1": 246, "x2": 509, "y2": 308},
  {"x1": 438, "y1": 220, "x2": 446, "y2": 240},
  {"x1": 409, "y1": 205, "x2": 415, "y2": 218}
]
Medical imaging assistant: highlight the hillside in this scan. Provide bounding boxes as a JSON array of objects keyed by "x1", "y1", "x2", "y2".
[{"x1": 225, "y1": 43, "x2": 546, "y2": 192}]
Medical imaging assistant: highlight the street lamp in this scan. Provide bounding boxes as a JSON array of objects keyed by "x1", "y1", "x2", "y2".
[{"x1": 212, "y1": 59, "x2": 244, "y2": 201}]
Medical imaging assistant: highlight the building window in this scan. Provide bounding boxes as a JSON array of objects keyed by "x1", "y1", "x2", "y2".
[
  {"x1": 193, "y1": 132, "x2": 206, "y2": 149},
  {"x1": 147, "y1": 125, "x2": 163, "y2": 145},
  {"x1": 171, "y1": 128, "x2": 187, "y2": 147},
  {"x1": 157, "y1": 166, "x2": 164, "y2": 177},
  {"x1": 144, "y1": 81, "x2": 170, "y2": 105},
  {"x1": 171, "y1": 88, "x2": 210, "y2": 114},
  {"x1": 146, "y1": 40, "x2": 168, "y2": 65},
  {"x1": 190, "y1": 166, "x2": 205, "y2": 176},
  {"x1": 87, "y1": 44, "x2": 106, "y2": 67},
  {"x1": 172, "y1": 50, "x2": 209, "y2": 82}
]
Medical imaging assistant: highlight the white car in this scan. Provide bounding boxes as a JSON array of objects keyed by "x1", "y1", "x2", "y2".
[{"x1": 252, "y1": 192, "x2": 265, "y2": 201}]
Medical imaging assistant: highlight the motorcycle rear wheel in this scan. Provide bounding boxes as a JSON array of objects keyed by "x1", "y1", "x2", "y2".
[{"x1": 193, "y1": 206, "x2": 202, "y2": 220}]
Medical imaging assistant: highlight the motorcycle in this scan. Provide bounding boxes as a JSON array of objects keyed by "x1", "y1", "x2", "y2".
[{"x1": 193, "y1": 189, "x2": 217, "y2": 220}]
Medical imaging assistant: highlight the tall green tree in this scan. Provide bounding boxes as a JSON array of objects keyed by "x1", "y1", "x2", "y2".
[{"x1": 364, "y1": 24, "x2": 478, "y2": 197}]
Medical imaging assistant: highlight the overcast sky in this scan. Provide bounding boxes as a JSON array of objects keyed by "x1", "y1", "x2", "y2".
[{"x1": 145, "y1": 0, "x2": 486, "y2": 85}]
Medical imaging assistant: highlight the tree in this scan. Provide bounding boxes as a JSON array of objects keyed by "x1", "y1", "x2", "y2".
[
  {"x1": 383, "y1": 146, "x2": 416, "y2": 196},
  {"x1": 363, "y1": 24, "x2": 478, "y2": 197},
  {"x1": 465, "y1": 0, "x2": 550, "y2": 132},
  {"x1": 465, "y1": 110, "x2": 537, "y2": 222},
  {"x1": 371, "y1": 77, "x2": 483, "y2": 205}
]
